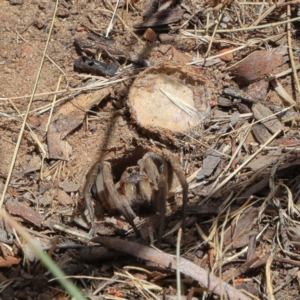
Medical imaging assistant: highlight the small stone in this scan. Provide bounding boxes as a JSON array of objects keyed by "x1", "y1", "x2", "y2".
[
  {"x1": 218, "y1": 48, "x2": 233, "y2": 62},
  {"x1": 143, "y1": 28, "x2": 157, "y2": 42},
  {"x1": 76, "y1": 25, "x2": 85, "y2": 32},
  {"x1": 158, "y1": 33, "x2": 175, "y2": 43},
  {"x1": 9, "y1": 0, "x2": 23, "y2": 5},
  {"x1": 58, "y1": 181, "x2": 79, "y2": 193},
  {"x1": 57, "y1": 189, "x2": 73, "y2": 206}
]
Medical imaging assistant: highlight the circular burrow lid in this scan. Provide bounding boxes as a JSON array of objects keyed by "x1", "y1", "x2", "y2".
[{"x1": 128, "y1": 62, "x2": 210, "y2": 140}]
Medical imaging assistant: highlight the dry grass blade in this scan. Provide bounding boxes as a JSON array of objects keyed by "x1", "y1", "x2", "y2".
[
  {"x1": 7, "y1": 99, "x2": 47, "y2": 179},
  {"x1": 2, "y1": 0, "x2": 300, "y2": 298},
  {"x1": 60, "y1": 272, "x2": 162, "y2": 299},
  {"x1": 266, "y1": 253, "x2": 275, "y2": 300},
  {"x1": 188, "y1": 44, "x2": 249, "y2": 66},
  {"x1": 97, "y1": 6, "x2": 144, "y2": 47},
  {"x1": 0, "y1": 111, "x2": 19, "y2": 120},
  {"x1": 0, "y1": 209, "x2": 86, "y2": 300},
  {"x1": 105, "y1": 0, "x2": 120, "y2": 37},
  {"x1": 45, "y1": 75, "x2": 64, "y2": 133},
  {"x1": 176, "y1": 228, "x2": 182, "y2": 300},
  {"x1": 224, "y1": 222, "x2": 270, "y2": 262},
  {"x1": 121, "y1": 270, "x2": 161, "y2": 299},
  {"x1": 0, "y1": 75, "x2": 137, "y2": 103},
  {"x1": 202, "y1": 129, "x2": 282, "y2": 203},
  {"x1": 271, "y1": 79, "x2": 296, "y2": 105},
  {"x1": 251, "y1": 2, "x2": 278, "y2": 26},
  {"x1": 281, "y1": 182, "x2": 300, "y2": 217},
  {"x1": 160, "y1": 88, "x2": 200, "y2": 120},
  {"x1": 184, "y1": 16, "x2": 300, "y2": 33},
  {"x1": 0, "y1": 0, "x2": 59, "y2": 209},
  {"x1": 205, "y1": 9, "x2": 225, "y2": 56},
  {"x1": 270, "y1": 63, "x2": 300, "y2": 79},
  {"x1": 286, "y1": 5, "x2": 300, "y2": 99},
  {"x1": 209, "y1": 122, "x2": 252, "y2": 193}
]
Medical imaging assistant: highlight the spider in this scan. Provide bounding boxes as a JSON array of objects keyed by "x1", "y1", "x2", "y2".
[{"x1": 83, "y1": 151, "x2": 188, "y2": 244}]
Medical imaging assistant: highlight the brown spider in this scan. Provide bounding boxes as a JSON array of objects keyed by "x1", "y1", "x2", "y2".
[{"x1": 83, "y1": 151, "x2": 188, "y2": 244}]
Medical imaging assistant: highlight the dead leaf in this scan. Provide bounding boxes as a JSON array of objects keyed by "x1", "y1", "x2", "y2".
[{"x1": 228, "y1": 50, "x2": 284, "y2": 84}]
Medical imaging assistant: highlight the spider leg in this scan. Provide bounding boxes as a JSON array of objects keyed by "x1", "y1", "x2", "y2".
[
  {"x1": 143, "y1": 151, "x2": 188, "y2": 232},
  {"x1": 138, "y1": 152, "x2": 161, "y2": 187},
  {"x1": 165, "y1": 154, "x2": 189, "y2": 232},
  {"x1": 101, "y1": 162, "x2": 140, "y2": 236},
  {"x1": 156, "y1": 173, "x2": 167, "y2": 247},
  {"x1": 84, "y1": 162, "x2": 102, "y2": 235},
  {"x1": 141, "y1": 152, "x2": 169, "y2": 245},
  {"x1": 118, "y1": 195, "x2": 140, "y2": 236}
]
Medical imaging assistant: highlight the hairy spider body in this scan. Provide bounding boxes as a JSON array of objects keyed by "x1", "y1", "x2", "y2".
[
  {"x1": 84, "y1": 151, "x2": 188, "y2": 244},
  {"x1": 119, "y1": 166, "x2": 152, "y2": 209}
]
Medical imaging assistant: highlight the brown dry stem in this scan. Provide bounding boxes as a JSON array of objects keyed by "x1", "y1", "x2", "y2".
[{"x1": 93, "y1": 236, "x2": 252, "y2": 300}]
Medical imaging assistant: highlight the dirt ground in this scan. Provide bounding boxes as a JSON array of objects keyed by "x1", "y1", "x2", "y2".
[{"x1": 1, "y1": 0, "x2": 300, "y2": 299}]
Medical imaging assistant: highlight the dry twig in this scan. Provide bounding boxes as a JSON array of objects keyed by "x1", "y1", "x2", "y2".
[{"x1": 93, "y1": 236, "x2": 252, "y2": 300}]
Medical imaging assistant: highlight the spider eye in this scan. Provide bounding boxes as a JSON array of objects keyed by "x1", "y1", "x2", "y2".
[
  {"x1": 135, "y1": 167, "x2": 140, "y2": 172},
  {"x1": 128, "y1": 168, "x2": 133, "y2": 173}
]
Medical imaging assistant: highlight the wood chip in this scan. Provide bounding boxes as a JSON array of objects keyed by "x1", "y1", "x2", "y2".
[
  {"x1": 6, "y1": 200, "x2": 43, "y2": 227},
  {"x1": 19, "y1": 155, "x2": 41, "y2": 175},
  {"x1": 243, "y1": 79, "x2": 269, "y2": 100},
  {"x1": 217, "y1": 96, "x2": 232, "y2": 107},
  {"x1": 128, "y1": 62, "x2": 210, "y2": 140},
  {"x1": 223, "y1": 207, "x2": 259, "y2": 249},
  {"x1": 196, "y1": 146, "x2": 224, "y2": 181},
  {"x1": 252, "y1": 103, "x2": 284, "y2": 134},
  {"x1": 251, "y1": 123, "x2": 272, "y2": 144},
  {"x1": 247, "y1": 148, "x2": 282, "y2": 172}
]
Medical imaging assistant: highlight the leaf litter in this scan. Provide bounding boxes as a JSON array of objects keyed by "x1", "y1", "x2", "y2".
[{"x1": 1, "y1": 0, "x2": 300, "y2": 299}]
